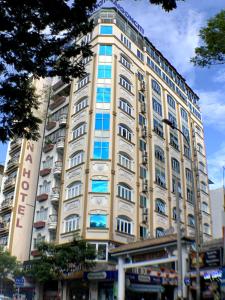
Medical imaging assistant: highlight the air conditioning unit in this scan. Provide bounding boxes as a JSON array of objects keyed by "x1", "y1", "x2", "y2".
[
  {"x1": 142, "y1": 155, "x2": 148, "y2": 165},
  {"x1": 142, "y1": 179, "x2": 148, "y2": 192},
  {"x1": 140, "y1": 80, "x2": 146, "y2": 92},
  {"x1": 142, "y1": 208, "x2": 148, "y2": 215},
  {"x1": 141, "y1": 126, "x2": 147, "y2": 138},
  {"x1": 141, "y1": 102, "x2": 146, "y2": 113},
  {"x1": 142, "y1": 214, "x2": 148, "y2": 223}
]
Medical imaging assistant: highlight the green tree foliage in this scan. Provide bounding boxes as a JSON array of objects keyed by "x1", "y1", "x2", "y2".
[
  {"x1": 149, "y1": 0, "x2": 184, "y2": 11},
  {"x1": 24, "y1": 238, "x2": 96, "y2": 283},
  {"x1": 191, "y1": 10, "x2": 225, "y2": 67}
]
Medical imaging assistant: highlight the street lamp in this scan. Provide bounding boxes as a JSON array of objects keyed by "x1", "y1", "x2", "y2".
[{"x1": 162, "y1": 119, "x2": 201, "y2": 300}]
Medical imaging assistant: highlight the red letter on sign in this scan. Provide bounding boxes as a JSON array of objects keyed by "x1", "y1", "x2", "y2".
[
  {"x1": 27, "y1": 142, "x2": 34, "y2": 152},
  {"x1": 16, "y1": 218, "x2": 23, "y2": 228},
  {"x1": 18, "y1": 205, "x2": 25, "y2": 215},
  {"x1": 25, "y1": 154, "x2": 33, "y2": 164}
]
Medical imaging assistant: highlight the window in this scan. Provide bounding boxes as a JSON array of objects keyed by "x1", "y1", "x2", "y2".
[
  {"x1": 172, "y1": 177, "x2": 182, "y2": 196},
  {"x1": 172, "y1": 207, "x2": 177, "y2": 220},
  {"x1": 100, "y1": 25, "x2": 113, "y2": 35},
  {"x1": 139, "y1": 114, "x2": 146, "y2": 126},
  {"x1": 140, "y1": 166, "x2": 147, "y2": 179},
  {"x1": 98, "y1": 65, "x2": 112, "y2": 79},
  {"x1": 155, "y1": 146, "x2": 164, "y2": 162},
  {"x1": 95, "y1": 113, "x2": 110, "y2": 131},
  {"x1": 153, "y1": 119, "x2": 163, "y2": 138},
  {"x1": 89, "y1": 243, "x2": 108, "y2": 261},
  {"x1": 184, "y1": 145, "x2": 190, "y2": 158},
  {"x1": 118, "y1": 183, "x2": 132, "y2": 201},
  {"x1": 36, "y1": 206, "x2": 48, "y2": 221},
  {"x1": 200, "y1": 181, "x2": 207, "y2": 193},
  {"x1": 119, "y1": 99, "x2": 132, "y2": 116},
  {"x1": 167, "y1": 95, "x2": 176, "y2": 109},
  {"x1": 180, "y1": 107, "x2": 188, "y2": 122},
  {"x1": 187, "y1": 187, "x2": 193, "y2": 203},
  {"x1": 93, "y1": 141, "x2": 109, "y2": 159},
  {"x1": 72, "y1": 123, "x2": 85, "y2": 140},
  {"x1": 120, "y1": 76, "x2": 132, "y2": 92},
  {"x1": 81, "y1": 33, "x2": 92, "y2": 45},
  {"x1": 137, "y1": 49, "x2": 144, "y2": 61},
  {"x1": 155, "y1": 167, "x2": 166, "y2": 187},
  {"x1": 77, "y1": 75, "x2": 89, "y2": 89},
  {"x1": 170, "y1": 132, "x2": 179, "y2": 150},
  {"x1": 202, "y1": 202, "x2": 209, "y2": 213},
  {"x1": 43, "y1": 156, "x2": 53, "y2": 169},
  {"x1": 197, "y1": 143, "x2": 204, "y2": 154},
  {"x1": 156, "y1": 227, "x2": 165, "y2": 238},
  {"x1": 90, "y1": 214, "x2": 107, "y2": 228},
  {"x1": 70, "y1": 151, "x2": 83, "y2": 168},
  {"x1": 137, "y1": 71, "x2": 144, "y2": 81},
  {"x1": 64, "y1": 215, "x2": 79, "y2": 233},
  {"x1": 199, "y1": 161, "x2": 205, "y2": 173},
  {"x1": 196, "y1": 125, "x2": 202, "y2": 135},
  {"x1": 153, "y1": 98, "x2": 162, "y2": 116},
  {"x1": 152, "y1": 80, "x2": 161, "y2": 95},
  {"x1": 140, "y1": 226, "x2": 148, "y2": 238},
  {"x1": 140, "y1": 194, "x2": 147, "y2": 208},
  {"x1": 120, "y1": 55, "x2": 131, "y2": 69},
  {"x1": 155, "y1": 199, "x2": 166, "y2": 215},
  {"x1": 96, "y1": 87, "x2": 111, "y2": 103},
  {"x1": 139, "y1": 92, "x2": 145, "y2": 102},
  {"x1": 119, "y1": 124, "x2": 132, "y2": 142},
  {"x1": 75, "y1": 97, "x2": 88, "y2": 113},
  {"x1": 171, "y1": 158, "x2": 180, "y2": 173},
  {"x1": 186, "y1": 168, "x2": 193, "y2": 183},
  {"x1": 39, "y1": 180, "x2": 51, "y2": 194},
  {"x1": 188, "y1": 214, "x2": 195, "y2": 227},
  {"x1": 117, "y1": 216, "x2": 133, "y2": 235},
  {"x1": 34, "y1": 234, "x2": 45, "y2": 249},
  {"x1": 121, "y1": 34, "x2": 131, "y2": 49},
  {"x1": 99, "y1": 45, "x2": 112, "y2": 56},
  {"x1": 92, "y1": 180, "x2": 109, "y2": 193},
  {"x1": 168, "y1": 113, "x2": 177, "y2": 127},
  {"x1": 204, "y1": 223, "x2": 210, "y2": 235},
  {"x1": 119, "y1": 152, "x2": 132, "y2": 170},
  {"x1": 67, "y1": 182, "x2": 82, "y2": 199},
  {"x1": 182, "y1": 125, "x2": 189, "y2": 142},
  {"x1": 140, "y1": 139, "x2": 146, "y2": 151}
]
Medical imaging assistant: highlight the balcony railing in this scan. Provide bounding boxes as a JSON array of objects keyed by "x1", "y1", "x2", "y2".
[
  {"x1": 58, "y1": 114, "x2": 67, "y2": 127},
  {"x1": 53, "y1": 161, "x2": 62, "y2": 177},
  {"x1": 3, "y1": 177, "x2": 16, "y2": 190},
  {"x1": 46, "y1": 121, "x2": 57, "y2": 131},
  {"x1": 56, "y1": 137, "x2": 65, "y2": 152},
  {"x1": 48, "y1": 214, "x2": 58, "y2": 231},
  {"x1": 1, "y1": 198, "x2": 13, "y2": 210},
  {"x1": 49, "y1": 96, "x2": 66, "y2": 110},
  {"x1": 43, "y1": 143, "x2": 54, "y2": 153},
  {"x1": 7, "y1": 157, "x2": 19, "y2": 169},
  {"x1": 50, "y1": 187, "x2": 60, "y2": 204},
  {"x1": 39, "y1": 168, "x2": 51, "y2": 177},
  {"x1": 36, "y1": 193, "x2": 48, "y2": 202},
  {"x1": 0, "y1": 222, "x2": 10, "y2": 232}
]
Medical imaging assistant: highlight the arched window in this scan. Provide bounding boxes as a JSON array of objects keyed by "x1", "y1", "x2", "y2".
[
  {"x1": 120, "y1": 54, "x2": 131, "y2": 69},
  {"x1": 167, "y1": 95, "x2": 176, "y2": 109},
  {"x1": 118, "y1": 124, "x2": 132, "y2": 141},
  {"x1": 188, "y1": 214, "x2": 195, "y2": 227},
  {"x1": 119, "y1": 75, "x2": 132, "y2": 92},
  {"x1": 156, "y1": 227, "x2": 165, "y2": 237},
  {"x1": 152, "y1": 80, "x2": 161, "y2": 95},
  {"x1": 69, "y1": 151, "x2": 83, "y2": 168},
  {"x1": 197, "y1": 143, "x2": 203, "y2": 154},
  {"x1": 118, "y1": 183, "x2": 132, "y2": 201},
  {"x1": 155, "y1": 146, "x2": 164, "y2": 162},
  {"x1": 119, "y1": 152, "x2": 132, "y2": 170},
  {"x1": 74, "y1": 97, "x2": 88, "y2": 113},
  {"x1": 185, "y1": 168, "x2": 192, "y2": 183},
  {"x1": 200, "y1": 181, "x2": 207, "y2": 193},
  {"x1": 171, "y1": 158, "x2": 180, "y2": 173},
  {"x1": 72, "y1": 123, "x2": 86, "y2": 140},
  {"x1": 43, "y1": 156, "x2": 53, "y2": 169},
  {"x1": 117, "y1": 215, "x2": 133, "y2": 235},
  {"x1": 119, "y1": 98, "x2": 132, "y2": 116},
  {"x1": 199, "y1": 161, "x2": 205, "y2": 173},
  {"x1": 64, "y1": 214, "x2": 79, "y2": 233},
  {"x1": 36, "y1": 206, "x2": 48, "y2": 221},
  {"x1": 204, "y1": 223, "x2": 210, "y2": 235},
  {"x1": 34, "y1": 233, "x2": 45, "y2": 248},
  {"x1": 155, "y1": 199, "x2": 166, "y2": 215},
  {"x1": 67, "y1": 181, "x2": 82, "y2": 199},
  {"x1": 39, "y1": 180, "x2": 51, "y2": 194},
  {"x1": 202, "y1": 202, "x2": 209, "y2": 213}
]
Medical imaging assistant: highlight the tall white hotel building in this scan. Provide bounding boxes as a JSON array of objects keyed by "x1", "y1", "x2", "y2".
[{"x1": 0, "y1": 3, "x2": 212, "y2": 299}]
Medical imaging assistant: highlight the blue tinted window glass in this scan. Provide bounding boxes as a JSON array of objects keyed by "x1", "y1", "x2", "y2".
[
  {"x1": 96, "y1": 87, "x2": 111, "y2": 103},
  {"x1": 90, "y1": 214, "x2": 107, "y2": 228},
  {"x1": 95, "y1": 113, "x2": 110, "y2": 130},
  {"x1": 99, "y1": 45, "x2": 112, "y2": 56},
  {"x1": 98, "y1": 65, "x2": 112, "y2": 79},
  {"x1": 100, "y1": 25, "x2": 113, "y2": 35},
  {"x1": 93, "y1": 141, "x2": 109, "y2": 159},
  {"x1": 92, "y1": 180, "x2": 108, "y2": 193}
]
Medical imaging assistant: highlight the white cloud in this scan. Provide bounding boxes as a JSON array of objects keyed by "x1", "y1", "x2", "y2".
[
  {"x1": 207, "y1": 143, "x2": 225, "y2": 189},
  {"x1": 213, "y1": 68, "x2": 225, "y2": 83}
]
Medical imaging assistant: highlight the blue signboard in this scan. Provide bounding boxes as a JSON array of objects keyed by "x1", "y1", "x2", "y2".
[{"x1": 15, "y1": 276, "x2": 24, "y2": 287}]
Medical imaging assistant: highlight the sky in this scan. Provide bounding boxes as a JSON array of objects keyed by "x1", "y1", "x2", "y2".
[{"x1": 0, "y1": 0, "x2": 224, "y2": 188}]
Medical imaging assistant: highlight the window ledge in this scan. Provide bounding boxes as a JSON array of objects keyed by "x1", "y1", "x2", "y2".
[
  {"x1": 87, "y1": 227, "x2": 109, "y2": 232},
  {"x1": 71, "y1": 105, "x2": 89, "y2": 118},
  {"x1": 155, "y1": 211, "x2": 168, "y2": 218},
  {"x1": 89, "y1": 192, "x2": 111, "y2": 195},
  {"x1": 202, "y1": 210, "x2": 210, "y2": 216},
  {"x1": 183, "y1": 154, "x2": 191, "y2": 161},
  {"x1": 119, "y1": 83, "x2": 135, "y2": 96},
  {"x1": 69, "y1": 133, "x2": 86, "y2": 144},
  {"x1": 118, "y1": 134, "x2": 135, "y2": 146},
  {"x1": 118, "y1": 108, "x2": 135, "y2": 120},
  {"x1": 169, "y1": 143, "x2": 180, "y2": 153},
  {"x1": 117, "y1": 196, "x2": 135, "y2": 205},
  {"x1": 200, "y1": 189, "x2": 208, "y2": 196},
  {"x1": 117, "y1": 163, "x2": 135, "y2": 174},
  {"x1": 66, "y1": 162, "x2": 85, "y2": 172},
  {"x1": 91, "y1": 158, "x2": 112, "y2": 162},
  {"x1": 119, "y1": 62, "x2": 135, "y2": 75},
  {"x1": 115, "y1": 230, "x2": 135, "y2": 238},
  {"x1": 61, "y1": 229, "x2": 80, "y2": 236},
  {"x1": 152, "y1": 129, "x2": 165, "y2": 140},
  {"x1": 154, "y1": 182, "x2": 167, "y2": 190},
  {"x1": 64, "y1": 195, "x2": 83, "y2": 203}
]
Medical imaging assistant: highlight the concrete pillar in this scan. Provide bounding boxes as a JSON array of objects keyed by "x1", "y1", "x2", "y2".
[
  {"x1": 34, "y1": 283, "x2": 43, "y2": 300},
  {"x1": 118, "y1": 257, "x2": 125, "y2": 300},
  {"x1": 89, "y1": 282, "x2": 98, "y2": 300},
  {"x1": 62, "y1": 281, "x2": 67, "y2": 300}
]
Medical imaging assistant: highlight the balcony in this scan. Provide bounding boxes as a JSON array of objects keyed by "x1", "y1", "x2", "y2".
[
  {"x1": 58, "y1": 114, "x2": 67, "y2": 127},
  {"x1": 36, "y1": 193, "x2": 48, "y2": 202},
  {"x1": 50, "y1": 187, "x2": 60, "y2": 205},
  {"x1": 56, "y1": 137, "x2": 65, "y2": 152},
  {"x1": 52, "y1": 79, "x2": 64, "y2": 92},
  {"x1": 48, "y1": 214, "x2": 57, "y2": 231},
  {"x1": 39, "y1": 168, "x2": 51, "y2": 177},
  {"x1": 46, "y1": 121, "x2": 57, "y2": 131},
  {"x1": 53, "y1": 161, "x2": 62, "y2": 177},
  {"x1": 33, "y1": 221, "x2": 46, "y2": 229},
  {"x1": 10, "y1": 139, "x2": 21, "y2": 152},
  {"x1": 1, "y1": 198, "x2": 13, "y2": 212},
  {"x1": 49, "y1": 96, "x2": 66, "y2": 110},
  {"x1": 43, "y1": 143, "x2": 54, "y2": 153},
  {"x1": 3, "y1": 177, "x2": 16, "y2": 190},
  {"x1": 6, "y1": 157, "x2": 19, "y2": 171},
  {"x1": 0, "y1": 222, "x2": 10, "y2": 234}
]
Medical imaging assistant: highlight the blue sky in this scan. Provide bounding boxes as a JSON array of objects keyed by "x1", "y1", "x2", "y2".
[{"x1": 0, "y1": 0, "x2": 224, "y2": 188}]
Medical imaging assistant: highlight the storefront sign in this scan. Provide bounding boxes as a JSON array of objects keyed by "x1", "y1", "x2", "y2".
[
  {"x1": 127, "y1": 283, "x2": 165, "y2": 293},
  {"x1": 203, "y1": 269, "x2": 222, "y2": 280},
  {"x1": 84, "y1": 271, "x2": 117, "y2": 281},
  {"x1": 190, "y1": 249, "x2": 222, "y2": 269},
  {"x1": 127, "y1": 273, "x2": 162, "y2": 285}
]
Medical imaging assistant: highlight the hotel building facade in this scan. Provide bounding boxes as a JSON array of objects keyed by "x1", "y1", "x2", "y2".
[{"x1": 0, "y1": 4, "x2": 212, "y2": 299}]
